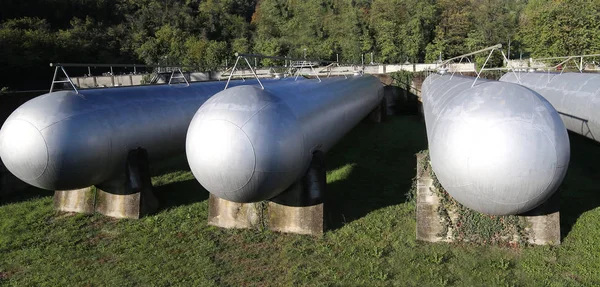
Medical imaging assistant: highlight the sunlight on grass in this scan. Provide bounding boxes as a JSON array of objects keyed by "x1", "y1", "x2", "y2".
[
  {"x1": 326, "y1": 163, "x2": 356, "y2": 184},
  {"x1": 1, "y1": 116, "x2": 599, "y2": 286},
  {"x1": 151, "y1": 170, "x2": 194, "y2": 187}
]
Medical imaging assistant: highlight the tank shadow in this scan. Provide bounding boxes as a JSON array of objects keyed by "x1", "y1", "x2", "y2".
[
  {"x1": 153, "y1": 179, "x2": 209, "y2": 211},
  {"x1": 149, "y1": 153, "x2": 209, "y2": 212},
  {"x1": 0, "y1": 186, "x2": 53, "y2": 206},
  {"x1": 324, "y1": 114, "x2": 427, "y2": 230},
  {"x1": 559, "y1": 132, "x2": 600, "y2": 239}
]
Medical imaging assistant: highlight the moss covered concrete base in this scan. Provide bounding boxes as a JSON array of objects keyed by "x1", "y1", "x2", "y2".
[
  {"x1": 207, "y1": 195, "x2": 263, "y2": 229},
  {"x1": 207, "y1": 195, "x2": 324, "y2": 236},
  {"x1": 521, "y1": 192, "x2": 561, "y2": 245},
  {"x1": 53, "y1": 187, "x2": 96, "y2": 214},
  {"x1": 208, "y1": 152, "x2": 326, "y2": 236},
  {"x1": 415, "y1": 151, "x2": 560, "y2": 245}
]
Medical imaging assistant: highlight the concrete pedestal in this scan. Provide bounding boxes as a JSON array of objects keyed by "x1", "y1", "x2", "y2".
[
  {"x1": 415, "y1": 152, "x2": 560, "y2": 245},
  {"x1": 207, "y1": 195, "x2": 262, "y2": 229},
  {"x1": 53, "y1": 148, "x2": 158, "y2": 219},
  {"x1": 208, "y1": 152, "x2": 326, "y2": 236},
  {"x1": 95, "y1": 148, "x2": 157, "y2": 219},
  {"x1": 521, "y1": 192, "x2": 561, "y2": 245},
  {"x1": 415, "y1": 153, "x2": 453, "y2": 242},
  {"x1": 54, "y1": 187, "x2": 96, "y2": 214},
  {"x1": 268, "y1": 200, "x2": 323, "y2": 235}
]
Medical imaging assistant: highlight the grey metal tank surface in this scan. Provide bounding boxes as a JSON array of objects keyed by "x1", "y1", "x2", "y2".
[
  {"x1": 422, "y1": 74, "x2": 570, "y2": 215},
  {"x1": 186, "y1": 76, "x2": 383, "y2": 203},
  {"x1": 500, "y1": 72, "x2": 600, "y2": 142},
  {"x1": 0, "y1": 79, "x2": 273, "y2": 190}
]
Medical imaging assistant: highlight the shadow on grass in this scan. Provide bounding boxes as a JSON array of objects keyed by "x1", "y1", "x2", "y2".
[
  {"x1": 149, "y1": 153, "x2": 209, "y2": 211},
  {"x1": 560, "y1": 132, "x2": 600, "y2": 239},
  {"x1": 325, "y1": 114, "x2": 427, "y2": 230},
  {"x1": 0, "y1": 186, "x2": 53, "y2": 207},
  {"x1": 153, "y1": 179, "x2": 209, "y2": 212},
  {"x1": 149, "y1": 153, "x2": 190, "y2": 177}
]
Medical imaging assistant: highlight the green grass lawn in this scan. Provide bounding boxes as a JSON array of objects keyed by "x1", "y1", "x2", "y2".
[{"x1": 1, "y1": 115, "x2": 599, "y2": 286}]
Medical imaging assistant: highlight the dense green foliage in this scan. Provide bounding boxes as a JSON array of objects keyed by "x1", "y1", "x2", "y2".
[
  {"x1": 2, "y1": 116, "x2": 600, "y2": 286},
  {"x1": 1, "y1": 0, "x2": 599, "y2": 89}
]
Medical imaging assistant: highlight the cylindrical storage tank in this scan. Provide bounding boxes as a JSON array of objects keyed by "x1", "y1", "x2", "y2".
[
  {"x1": 186, "y1": 76, "x2": 383, "y2": 202},
  {"x1": 0, "y1": 79, "x2": 274, "y2": 190},
  {"x1": 422, "y1": 74, "x2": 570, "y2": 215},
  {"x1": 500, "y1": 72, "x2": 600, "y2": 142}
]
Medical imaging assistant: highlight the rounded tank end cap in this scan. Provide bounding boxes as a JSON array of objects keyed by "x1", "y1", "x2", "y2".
[
  {"x1": 0, "y1": 119, "x2": 48, "y2": 182},
  {"x1": 187, "y1": 119, "x2": 256, "y2": 198}
]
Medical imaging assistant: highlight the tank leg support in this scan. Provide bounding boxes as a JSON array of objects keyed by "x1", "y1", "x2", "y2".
[
  {"x1": 415, "y1": 152, "x2": 561, "y2": 245},
  {"x1": 268, "y1": 151, "x2": 325, "y2": 235},
  {"x1": 367, "y1": 97, "x2": 387, "y2": 123},
  {"x1": 207, "y1": 195, "x2": 264, "y2": 229},
  {"x1": 521, "y1": 192, "x2": 561, "y2": 245},
  {"x1": 415, "y1": 152, "x2": 453, "y2": 242},
  {"x1": 207, "y1": 152, "x2": 326, "y2": 236},
  {"x1": 54, "y1": 187, "x2": 96, "y2": 214},
  {"x1": 94, "y1": 148, "x2": 158, "y2": 219}
]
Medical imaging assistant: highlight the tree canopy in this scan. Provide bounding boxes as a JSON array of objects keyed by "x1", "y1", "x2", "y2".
[{"x1": 1, "y1": 0, "x2": 599, "y2": 90}]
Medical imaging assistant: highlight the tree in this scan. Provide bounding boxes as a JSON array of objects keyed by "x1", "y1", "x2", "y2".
[
  {"x1": 371, "y1": 0, "x2": 436, "y2": 63},
  {"x1": 466, "y1": 0, "x2": 525, "y2": 67},
  {"x1": 425, "y1": 0, "x2": 473, "y2": 62},
  {"x1": 520, "y1": 0, "x2": 600, "y2": 57}
]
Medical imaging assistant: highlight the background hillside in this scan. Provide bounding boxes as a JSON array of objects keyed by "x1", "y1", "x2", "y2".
[{"x1": 1, "y1": 0, "x2": 599, "y2": 90}]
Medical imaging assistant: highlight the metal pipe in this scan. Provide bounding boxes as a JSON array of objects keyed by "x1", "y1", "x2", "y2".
[
  {"x1": 50, "y1": 63, "x2": 200, "y2": 69},
  {"x1": 234, "y1": 53, "x2": 335, "y2": 64},
  {"x1": 441, "y1": 44, "x2": 502, "y2": 66},
  {"x1": 422, "y1": 74, "x2": 570, "y2": 215},
  {"x1": 186, "y1": 76, "x2": 384, "y2": 202},
  {"x1": 0, "y1": 79, "x2": 278, "y2": 190},
  {"x1": 532, "y1": 54, "x2": 600, "y2": 62},
  {"x1": 500, "y1": 72, "x2": 600, "y2": 142}
]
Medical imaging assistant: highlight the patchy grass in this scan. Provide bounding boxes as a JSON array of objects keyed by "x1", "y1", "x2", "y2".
[{"x1": 1, "y1": 115, "x2": 599, "y2": 286}]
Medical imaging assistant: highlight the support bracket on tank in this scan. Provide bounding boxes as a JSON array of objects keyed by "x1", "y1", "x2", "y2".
[
  {"x1": 224, "y1": 54, "x2": 264, "y2": 90},
  {"x1": 224, "y1": 53, "x2": 338, "y2": 90},
  {"x1": 168, "y1": 68, "x2": 190, "y2": 86},
  {"x1": 319, "y1": 62, "x2": 348, "y2": 79},
  {"x1": 529, "y1": 54, "x2": 600, "y2": 76},
  {"x1": 49, "y1": 64, "x2": 79, "y2": 94},
  {"x1": 436, "y1": 44, "x2": 526, "y2": 87},
  {"x1": 293, "y1": 61, "x2": 321, "y2": 82}
]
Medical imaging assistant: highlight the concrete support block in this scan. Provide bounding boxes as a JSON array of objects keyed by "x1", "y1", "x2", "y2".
[
  {"x1": 95, "y1": 148, "x2": 157, "y2": 219},
  {"x1": 207, "y1": 195, "x2": 262, "y2": 229},
  {"x1": 416, "y1": 153, "x2": 453, "y2": 242},
  {"x1": 268, "y1": 200, "x2": 323, "y2": 235},
  {"x1": 54, "y1": 187, "x2": 95, "y2": 214},
  {"x1": 269, "y1": 152, "x2": 325, "y2": 235},
  {"x1": 522, "y1": 192, "x2": 560, "y2": 245},
  {"x1": 207, "y1": 152, "x2": 326, "y2": 236},
  {"x1": 54, "y1": 148, "x2": 157, "y2": 219},
  {"x1": 415, "y1": 152, "x2": 560, "y2": 245}
]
